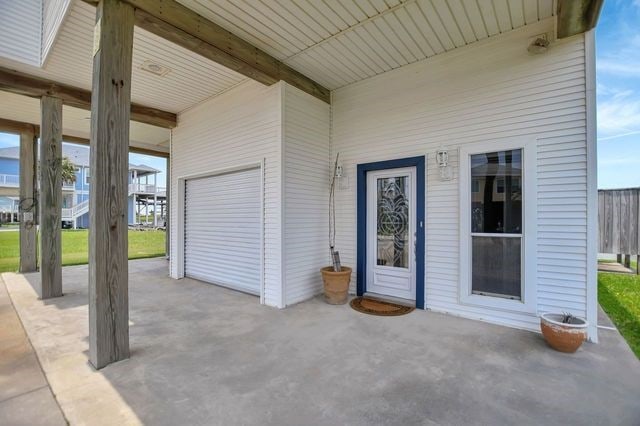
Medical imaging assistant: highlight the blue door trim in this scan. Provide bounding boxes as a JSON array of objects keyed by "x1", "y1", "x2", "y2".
[{"x1": 356, "y1": 156, "x2": 426, "y2": 309}]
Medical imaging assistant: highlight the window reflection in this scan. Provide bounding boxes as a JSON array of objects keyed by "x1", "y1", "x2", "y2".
[{"x1": 470, "y1": 150, "x2": 522, "y2": 234}]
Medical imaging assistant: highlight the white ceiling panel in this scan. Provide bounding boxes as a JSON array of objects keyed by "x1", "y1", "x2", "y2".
[
  {"x1": 179, "y1": 0, "x2": 555, "y2": 90},
  {"x1": 0, "y1": 1, "x2": 248, "y2": 114},
  {"x1": 0, "y1": 91, "x2": 169, "y2": 152},
  {"x1": 0, "y1": 0, "x2": 557, "y2": 113}
]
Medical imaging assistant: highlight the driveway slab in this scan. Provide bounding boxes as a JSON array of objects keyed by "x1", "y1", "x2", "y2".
[{"x1": 3, "y1": 258, "x2": 639, "y2": 426}]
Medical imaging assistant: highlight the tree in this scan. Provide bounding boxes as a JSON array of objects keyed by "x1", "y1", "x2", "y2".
[{"x1": 61, "y1": 157, "x2": 77, "y2": 185}]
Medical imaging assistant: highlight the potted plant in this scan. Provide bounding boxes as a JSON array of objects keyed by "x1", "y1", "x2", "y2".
[
  {"x1": 540, "y1": 312, "x2": 588, "y2": 353},
  {"x1": 320, "y1": 153, "x2": 351, "y2": 305}
]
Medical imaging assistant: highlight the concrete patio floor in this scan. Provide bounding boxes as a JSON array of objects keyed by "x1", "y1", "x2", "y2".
[{"x1": 2, "y1": 258, "x2": 639, "y2": 425}]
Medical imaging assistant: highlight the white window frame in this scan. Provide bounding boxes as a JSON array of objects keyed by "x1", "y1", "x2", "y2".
[{"x1": 459, "y1": 137, "x2": 537, "y2": 314}]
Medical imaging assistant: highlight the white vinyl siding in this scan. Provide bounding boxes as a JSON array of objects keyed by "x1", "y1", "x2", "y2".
[
  {"x1": 184, "y1": 169, "x2": 261, "y2": 295},
  {"x1": 0, "y1": 0, "x2": 41, "y2": 66},
  {"x1": 41, "y1": 0, "x2": 71, "y2": 64},
  {"x1": 282, "y1": 84, "x2": 331, "y2": 306},
  {"x1": 170, "y1": 81, "x2": 283, "y2": 307},
  {"x1": 331, "y1": 19, "x2": 591, "y2": 334}
]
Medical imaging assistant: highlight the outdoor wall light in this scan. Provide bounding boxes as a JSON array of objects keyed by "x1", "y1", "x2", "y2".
[
  {"x1": 528, "y1": 36, "x2": 550, "y2": 54},
  {"x1": 436, "y1": 149, "x2": 453, "y2": 181},
  {"x1": 334, "y1": 164, "x2": 349, "y2": 189}
]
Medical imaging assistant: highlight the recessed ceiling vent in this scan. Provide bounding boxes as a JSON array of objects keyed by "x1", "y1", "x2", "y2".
[{"x1": 140, "y1": 60, "x2": 171, "y2": 77}]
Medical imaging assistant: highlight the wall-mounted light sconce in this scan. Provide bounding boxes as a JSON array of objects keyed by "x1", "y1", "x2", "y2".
[
  {"x1": 528, "y1": 34, "x2": 550, "y2": 54},
  {"x1": 436, "y1": 148, "x2": 453, "y2": 181},
  {"x1": 334, "y1": 163, "x2": 349, "y2": 189}
]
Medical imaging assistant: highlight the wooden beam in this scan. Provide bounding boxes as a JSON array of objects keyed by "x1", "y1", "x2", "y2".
[
  {"x1": 39, "y1": 96, "x2": 63, "y2": 299},
  {"x1": 0, "y1": 117, "x2": 169, "y2": 158},
  {"x1": 0, "y1": 66, "x2": 176, "y2": 128},
  {"x1": 81, "y1": 0, "x2": 330, "y2": 103},
  {"x1": 88, "y1": 0, "x2": 134, "y2": 369},
  {"x1": 61, "y1": 134, "x2": 170, "y2": 158},
  {"x1": 19, "y1": 129, "x2": 37, "y2": 273},
  {"x1": 557, "y1": 0, "x2": 604, "y2": 39},
  {"x1": 0, "y1": 117, "x2": 36, "y2": 134}
]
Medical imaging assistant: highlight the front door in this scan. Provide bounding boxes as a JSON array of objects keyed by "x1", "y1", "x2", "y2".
[{"x1": 366, "y1": 167, "x2": 416, "y2": 301}]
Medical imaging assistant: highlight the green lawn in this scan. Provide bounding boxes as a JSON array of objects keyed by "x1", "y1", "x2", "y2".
[
  {"x1": 0, "y1": 229, "x2": 165, "y2": 273},
  {"x1": 598, "y1": 272, "x2": 640, "y2": 359}
]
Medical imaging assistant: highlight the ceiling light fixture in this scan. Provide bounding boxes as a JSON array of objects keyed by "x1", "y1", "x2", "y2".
[{"x1": 140, "y1": 60, "x2": 171, "y2": 77}]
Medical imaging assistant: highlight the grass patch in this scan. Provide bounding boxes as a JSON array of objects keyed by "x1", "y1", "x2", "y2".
[
  {"x1": 598, "y1": 272, "x2": 640, "y2": 359},
  {"x1": 0, "y1": 229, "x2": 165, "y2": 273}
]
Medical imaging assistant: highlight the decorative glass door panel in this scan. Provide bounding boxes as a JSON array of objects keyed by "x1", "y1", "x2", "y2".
[
  {"x1": 376, "y1": 176, "x2": 410, "y2": 268},
  {"x1": 367, "y1": 168, "x2": 416, "y2": 301}
]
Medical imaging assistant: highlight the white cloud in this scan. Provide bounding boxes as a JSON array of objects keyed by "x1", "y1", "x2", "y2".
[
  {"x1": 597, "y1": 89, "x2": 640, "y2": 138},
  {"x1": 598, "y1": 157, "x2": 640, "y2": 166},
  {"x1": 597, "y1": 31, "x2": 640, "y2": 77},
  {"x1": 598, "y1": 59, "x2": 640, "y2": 77}
]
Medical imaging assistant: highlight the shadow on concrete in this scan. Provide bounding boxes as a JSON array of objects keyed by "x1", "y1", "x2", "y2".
[{"x1": 20, "y1": 271, "x2": 89, "y2": 310}]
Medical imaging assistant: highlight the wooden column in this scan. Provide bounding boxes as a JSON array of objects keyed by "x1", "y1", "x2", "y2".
[
  {"x1": 39, "y1": 96, "x2": 63, "y2": 298},
  {"x1": 624, "y1": 254, "x2": 631, "y2": 269},
  {"x1": 88, "y1": 0, "x2": 134, "y2": 369},
  {"x1": 19, "y1": 129, "x2": 37, "y2": 272}
]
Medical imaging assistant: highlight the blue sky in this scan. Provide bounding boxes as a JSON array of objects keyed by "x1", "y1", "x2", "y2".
[
  {"x1": 596, "y1": 0, "x2": 640, "y2": 189},
  {"x1": 1, "y1": 3, "x2": 638, "y2": 189}
]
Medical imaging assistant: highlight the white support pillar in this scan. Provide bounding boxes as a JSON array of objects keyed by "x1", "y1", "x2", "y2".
[
  {"x1": 165, "y1": 156, "x2": 169, "y2": 258},
  {"x1": 153, "y1": 194, "x2": 157, "y2": 227}
]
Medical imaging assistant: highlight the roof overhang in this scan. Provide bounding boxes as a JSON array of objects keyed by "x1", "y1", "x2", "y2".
[{"x1": 557, "y1": 0, "x2": 605, "y2": 39}]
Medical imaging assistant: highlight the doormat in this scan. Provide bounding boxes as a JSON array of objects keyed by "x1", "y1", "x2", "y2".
[{"x1": 349, "y1": 297, "x2": 414, "y2": 316}]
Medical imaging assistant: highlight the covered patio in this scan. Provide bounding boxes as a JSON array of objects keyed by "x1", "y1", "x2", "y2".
[{"x1": 2, "y1": 258, "x2": 639, "y2": 425}]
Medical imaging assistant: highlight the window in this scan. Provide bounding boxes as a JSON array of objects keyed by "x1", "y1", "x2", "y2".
[
  {"x1": 460, "y1": 139, "x2": 536, "y2": 313},
  {"x1": 85, "y1": 168, "x2": 90, "y2": 186},
  {"x1": 470, "y1": 149, "x2": 522, "y2": 299},
  {"x1": 511, "y1": 177, "x2": 520, "y2": 192},
  {"x1": 471, "y1": 179, "x2": 480, "y2": 193}
]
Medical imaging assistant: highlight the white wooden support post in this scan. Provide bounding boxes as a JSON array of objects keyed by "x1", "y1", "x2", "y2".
[
  {"x1": 39, "y1": 96, "x2": 63, "y2": 298},
  {"x1": 165, "y1": 156, "x2": 169, "y2": 258},
  {"x1": 19, "y1": 129, "x2": 37, "y2": 272},
  {"x1": 88, "y1": 0, "x2": 134, "y2": 369},
  {"x1": 153, "y1": 194, "x2": 157, "y2": 227}
]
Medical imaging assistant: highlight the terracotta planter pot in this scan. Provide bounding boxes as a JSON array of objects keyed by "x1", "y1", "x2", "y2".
[
  {"x1": 320, "y1": 266, "x2": 352, "y2": 305},
  {"x1": 540, "y1": 313, "x2": 588, "y2": 353}
]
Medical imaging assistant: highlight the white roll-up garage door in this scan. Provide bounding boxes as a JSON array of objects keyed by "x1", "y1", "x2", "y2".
[{"x1": 184, "y1": 168, "x2": 261, "y2": 295}]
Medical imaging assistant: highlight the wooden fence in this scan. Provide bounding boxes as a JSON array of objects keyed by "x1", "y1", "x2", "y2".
[{"x1": 598, "y1": 188, "x2": 640, "y2": 260}]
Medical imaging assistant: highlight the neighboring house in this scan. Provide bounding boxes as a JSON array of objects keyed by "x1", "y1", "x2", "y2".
[
  {"x1": 0, "y1": 0, "x2": 602, "y2": 347},
  {"x1": 0, "y1": 145, "x2": 165, "y2": 228}
]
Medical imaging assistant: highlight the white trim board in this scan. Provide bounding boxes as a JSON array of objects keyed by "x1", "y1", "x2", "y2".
[
  {"x1": 459, "y1": 137, "x2": 538, "y2": 315},
  {"x1": 584, "y1": 30, "x2": 598, "y2": 342}
]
